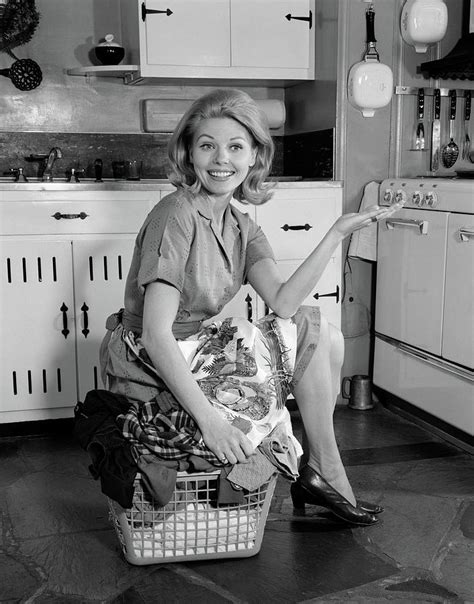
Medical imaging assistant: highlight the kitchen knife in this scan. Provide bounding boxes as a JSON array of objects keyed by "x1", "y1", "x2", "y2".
[
  {"x1": 431, "y1": 88, "x2": 441, "y2": 172},
  {"x1": 415, "y1": 87, "x2": 425, "y2": 150}
]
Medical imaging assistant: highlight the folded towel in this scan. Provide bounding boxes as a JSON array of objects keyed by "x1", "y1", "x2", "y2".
[{"x1": 348, "y1": 181, "x2": 381, "y2": 262}]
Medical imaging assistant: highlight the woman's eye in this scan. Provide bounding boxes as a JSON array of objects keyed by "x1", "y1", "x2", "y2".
[
  {"x1": 200, "y1": 143, "x2": 213, "y2": 150},
  {"x1": 230, "y1": 145, "x2": 243, "y2": 151}
]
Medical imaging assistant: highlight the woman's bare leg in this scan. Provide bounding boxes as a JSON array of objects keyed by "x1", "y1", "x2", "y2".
[{"x1": 293, "y1": 315, "x2": 356, "y2": 505}]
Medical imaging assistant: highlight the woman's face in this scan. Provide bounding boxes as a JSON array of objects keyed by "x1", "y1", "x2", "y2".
[{"x1": 190, "y1": 117, "x2": 257, "y2": 200}]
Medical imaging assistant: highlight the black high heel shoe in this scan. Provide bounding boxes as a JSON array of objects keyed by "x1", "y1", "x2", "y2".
[{"x1": 291, "y1": 465, "x2": 378, "y2": 526}]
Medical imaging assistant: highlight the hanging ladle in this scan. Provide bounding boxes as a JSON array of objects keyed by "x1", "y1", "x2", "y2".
[
  {"x1": 441, "y1": 89, "x2": 459, "y2": 169},
  {"x1": 0, "y1": 49, "x2": 42, "y2": 91}
]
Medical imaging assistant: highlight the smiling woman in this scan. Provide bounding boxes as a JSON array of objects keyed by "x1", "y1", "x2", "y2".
[{"x1": 99, "y1": 88, "x2": 397, "y2": 530}]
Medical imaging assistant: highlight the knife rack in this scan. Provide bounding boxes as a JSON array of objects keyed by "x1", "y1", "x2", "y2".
[{"x1": 395, "y1": 86, "x2": 472, "y2": 97}]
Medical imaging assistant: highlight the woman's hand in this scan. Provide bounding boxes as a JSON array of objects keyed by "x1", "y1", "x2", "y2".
[
  {"x1": 199, "y1": 408, "x2": 255, "y2": 465},
  {"x1": 332, "y1": 203, "x2": 404, "y2": 240}
]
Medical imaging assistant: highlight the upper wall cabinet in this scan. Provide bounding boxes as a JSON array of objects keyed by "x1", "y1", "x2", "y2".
[{"x1": 119, "y1": 0, "x2": 315, "y2": 84}]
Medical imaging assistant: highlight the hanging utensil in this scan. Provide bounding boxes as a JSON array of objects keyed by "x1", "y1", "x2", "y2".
[
  {"x1": 462, "y1": 90, "x2": 471, "y2": 161},
  {"x1": 431, "y1": 88, "x2": 441, "y2": 172},
  {"x1": 441, "y1": 90, "x2": 460, "y2": 169},
  {"x1": 0, "y1": 48, "x2": 42, "y2": 90},
  {"x1": 347, "y1": 4, "x2": 393, "y2": 118},
  {"x1": 414, "y1": 88, "x2": 425, "y2": 150}
]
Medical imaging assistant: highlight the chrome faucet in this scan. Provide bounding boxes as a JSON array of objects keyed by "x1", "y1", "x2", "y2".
[{"x1": 42, "y1": 147, "x2": 63, "y2": 181}]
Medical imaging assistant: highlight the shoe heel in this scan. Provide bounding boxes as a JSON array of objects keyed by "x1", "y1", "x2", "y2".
[{"x1": 290, "y1": 482, "x2": 306, "y2": 512}]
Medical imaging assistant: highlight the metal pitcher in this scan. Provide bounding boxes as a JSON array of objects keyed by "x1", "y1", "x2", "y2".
[{"x1": 342, "y1": 374, "x2": 374, "y2": 410}]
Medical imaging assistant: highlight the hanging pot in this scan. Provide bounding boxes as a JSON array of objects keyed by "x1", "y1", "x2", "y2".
[
  {"x1": 347, "y1": 6, "x2": 393, "y2": 118},
  {"x1": 0, "y1": 49, "x2": 42, "y2": 90},
  {"x1": 401, "y1": 0, "x2": 448, "y2": 54}
]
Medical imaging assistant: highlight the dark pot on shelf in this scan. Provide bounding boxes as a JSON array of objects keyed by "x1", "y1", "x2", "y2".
[{"x1": 94, "y1": 34, "x2": 125, "y2": 65}]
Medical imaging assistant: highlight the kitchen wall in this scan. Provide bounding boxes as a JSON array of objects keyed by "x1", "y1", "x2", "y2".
[{"x1": 0, "y1": 0, "x2": 289, "y2": 178}]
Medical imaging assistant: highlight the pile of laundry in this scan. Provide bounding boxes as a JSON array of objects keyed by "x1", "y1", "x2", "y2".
[{"x1": 74, "y1": 388, "x2": 300, "y2": 511}]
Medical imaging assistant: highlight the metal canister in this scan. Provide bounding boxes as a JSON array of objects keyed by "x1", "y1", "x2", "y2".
[{"x1": 342, "y1": 374, "x2": 374, "y2": 410}]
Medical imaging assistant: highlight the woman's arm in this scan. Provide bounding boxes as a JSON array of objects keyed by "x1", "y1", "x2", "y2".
[
  {"x1": 248, "y1": 203, "x2": 401, "y2": 319},
  {"x1": 140, "y1": 280, "x2": 255, "y2": 464}
]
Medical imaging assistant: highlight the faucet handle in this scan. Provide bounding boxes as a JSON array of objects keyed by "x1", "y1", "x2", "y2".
[
  {"x1": 3, "y1": 167, "x2": 28, "y2": 182},
  {"x1": 66, "y1": 167, "x2": 84, "y2": 183}
]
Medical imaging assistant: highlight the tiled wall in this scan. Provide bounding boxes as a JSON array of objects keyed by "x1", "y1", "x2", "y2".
[{"x1": 0, "y1": 129, "x2": 332, "y2": 181}]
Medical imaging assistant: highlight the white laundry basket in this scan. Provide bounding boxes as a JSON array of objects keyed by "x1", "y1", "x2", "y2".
[{"x1": 108, "y1": 470, "x2": 277, "y2": 565}]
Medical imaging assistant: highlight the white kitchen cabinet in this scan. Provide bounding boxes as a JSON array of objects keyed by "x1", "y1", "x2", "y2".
[
  {"x1": 0, "y1": 189, "x2": 160, "y2": 424},
  {"x1": 118, "y1": 0, "x2": 315, "y2": 83},
  {"x1": 215, "y1": 186, "x2": 342, "y2": 327}
]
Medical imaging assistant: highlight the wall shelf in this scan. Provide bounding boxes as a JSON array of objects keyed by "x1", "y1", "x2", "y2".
[{"x1": 67, "y1": 65, "x2": 139, "y2": 79}]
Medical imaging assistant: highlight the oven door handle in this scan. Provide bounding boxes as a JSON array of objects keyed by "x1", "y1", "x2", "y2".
[
  {"x1": 386, "y1": 218, "x2": 428, "y2": 235},
  {"x1": 397, "y1": 342, "x2": 474, "y2": 382},
  {"x1": 459, "y1": 228, "x2": 474, "y2": 242}
]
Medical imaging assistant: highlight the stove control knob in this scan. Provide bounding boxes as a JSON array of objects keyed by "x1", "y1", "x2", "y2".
[
  {"x1": 383, "y1": 188, "x2": 394, "y2": 205},
  {"x1": 425, "y1": 191, "x2": 438, "y2": 207},
  {"x1": 412, "y1": 191, "x2": 424, "y2": 206},
  {"x1": 395, "y1": 189, "x2": 407, "y2": 205}
]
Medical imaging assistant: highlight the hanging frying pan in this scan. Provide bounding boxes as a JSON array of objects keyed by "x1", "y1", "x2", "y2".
[
  {"x1": 347, "y1": 5, "x2": 393, "y2": 117},
  {"x1": 0, "y1": 48, "x2": 42, "y2": 90}
]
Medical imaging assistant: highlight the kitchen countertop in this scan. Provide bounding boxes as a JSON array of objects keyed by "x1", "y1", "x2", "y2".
[{"x1": 0, "y1": 178, "x2": 343, "y2": 192}]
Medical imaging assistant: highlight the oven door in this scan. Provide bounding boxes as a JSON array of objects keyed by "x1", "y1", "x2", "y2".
[
  {"x1": 442, "y1": 213, "x2": 474, "y2": 369},
  {"x1": 375, "y1": 208, "x2": 449, "y2": 356}
]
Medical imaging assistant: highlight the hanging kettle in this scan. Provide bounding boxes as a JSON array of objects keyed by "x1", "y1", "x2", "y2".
[
  {"x1": 401, "y1": 0, "x2": 448, "y2": 53},
  {"x1": 348, "y1": 5, "x2": 393, "y2": 118}
]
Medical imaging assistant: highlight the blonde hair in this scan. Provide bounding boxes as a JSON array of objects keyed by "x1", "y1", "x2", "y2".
[{"x1": 167, "y1": 88, "x2": 275, "y2": 205}]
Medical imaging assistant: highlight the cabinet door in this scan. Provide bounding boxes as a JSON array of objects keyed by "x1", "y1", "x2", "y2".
[
  {"x1": 142, "y1": 0, "x2": 230, "y2": 67},
  {"x1": 231, "y1": 0, "x2": 311, "y2": 69},
  {"x1": 273, "y1": 259, "x2": 341, "y2": 328},
  {"x1": 442, "y1": 214, "x2": 474, "y2": 368},
  {"x1": 0, "y1": 239, "x2": 77, "y2": 415},
  {"x1": 73, "y1": 237, "x2": 135, "y2": 401},
  {"x1": 208, "y1": 284, "x2": 257, "y2": 324},
  {"x1": 256, "y1": 188, "x2": 341, "y2": 261}
]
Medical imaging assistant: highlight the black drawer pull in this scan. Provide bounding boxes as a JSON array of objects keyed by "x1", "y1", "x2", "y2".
[
  {"x1": 245, "y1": 293, "x2": 253, "y2": 323},
  {"x1": 52, "y1": 212, "x2": 89, "y2": 220},
  {"x1": 81, "y1": 302, "x2": 89, "y2": 338},
  {"x1": 281, "y1": 223, "x2": 312, "y2": 231},
  {"x1": 60, "y1": 302, "x2": 69, "y2": 339},
  {"x1": 313, "y1": 285, "x2": 340, "y2": 303},
  {"x1": 141, "y1": 3, "x2": 173, "y2": 20}
]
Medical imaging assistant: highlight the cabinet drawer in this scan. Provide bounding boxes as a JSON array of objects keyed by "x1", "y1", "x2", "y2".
[
  {"x1": 257, "y1": 189, "x2": 341, "y2": 260},
  {"x1": 0, "y1": 199, "x2": 154, "y2": 235}
]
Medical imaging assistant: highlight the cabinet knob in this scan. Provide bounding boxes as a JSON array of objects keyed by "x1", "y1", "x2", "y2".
[
  {"x1": 141, "y1": 3, "x2": 173, "y2": 21},
  {"x1": 285, "y1": 10, "x2": 313, "y2": 29},
  {"x1": 281, "y1": 223, "x2": 312, "y2": 231},
  {"x1": 52, "y1": 212, "x2": 89, "y2": 220},
  {"x1": 81, "y1": 302, "x2": 90, "y2": 338},
  {"x1": 313, "y1": 285, "x2": 340, "y2": 303},
  {"x1": 60, "y1": 302, "x2": 70, "y2": 339}
]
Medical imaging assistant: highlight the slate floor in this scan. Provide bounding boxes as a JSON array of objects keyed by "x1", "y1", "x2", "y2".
[{"x1": 1, "y1": 402, "x2": 473, "y2": 604}]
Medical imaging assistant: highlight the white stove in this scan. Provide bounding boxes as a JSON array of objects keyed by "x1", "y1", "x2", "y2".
[{"x1": 373, "y1": 178, "x2": 474, "y2": 441}]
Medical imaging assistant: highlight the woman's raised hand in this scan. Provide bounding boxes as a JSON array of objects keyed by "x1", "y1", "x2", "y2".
[
  {"x1": 333, "y1": 202, "x2": 404, "y2": 240},
  {"x1": 199, "y1": 408, "x2": 255, "y2": 465}
]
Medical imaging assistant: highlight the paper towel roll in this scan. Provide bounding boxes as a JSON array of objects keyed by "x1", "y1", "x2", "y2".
[{"x1": 142, "y1": 98, "x2": 286, "y2": 132}]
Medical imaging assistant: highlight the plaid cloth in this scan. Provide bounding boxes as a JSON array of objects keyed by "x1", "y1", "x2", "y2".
[{"x1": 119, "y1": 399, "x2": 220, "y2": 464}]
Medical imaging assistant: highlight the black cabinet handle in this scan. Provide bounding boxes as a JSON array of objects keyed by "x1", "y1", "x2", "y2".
[
  {"x1": 313, "y1": 285, "x2": 340, "y2": 303},
  {"x1": 52, "y1": 212, "x2": 89, "y2": 220},
  {"x1": 60, "y1": 302, "x2": 69, "y2": 339},
  {"x1": 141, "y1": 2, "x2": 173, "y2": 20},
  {"x1": 285, "y1": 10, "x2": 312, "y2": 29},
  {"x1": 281, "y1": 223, "x2": 312, "y2": 231},
  {"x1": 245, "y1": 293, "x2": 253, "y2": 323},
  {"x1": 81, "y1": 302, "x2": 89, "y2": 338}
]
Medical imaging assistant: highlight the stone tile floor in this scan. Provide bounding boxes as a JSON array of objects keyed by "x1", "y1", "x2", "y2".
[{"x1": 1, "y1": 403, "x2": 473, "y2": 603}]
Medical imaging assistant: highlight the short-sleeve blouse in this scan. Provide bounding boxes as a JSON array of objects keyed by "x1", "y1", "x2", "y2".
[{"x1": 123, "y1": 188, "x2": 275, "y2": 338}]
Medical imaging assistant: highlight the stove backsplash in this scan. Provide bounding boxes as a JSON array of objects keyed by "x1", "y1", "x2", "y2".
[{"x1": 0, "y1": 129, "x2": 333, "y2": 181}]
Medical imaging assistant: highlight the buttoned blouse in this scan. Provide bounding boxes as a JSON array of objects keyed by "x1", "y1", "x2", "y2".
[{"x1": 123, "y1": 188, "x2": 275, "y2": 338}]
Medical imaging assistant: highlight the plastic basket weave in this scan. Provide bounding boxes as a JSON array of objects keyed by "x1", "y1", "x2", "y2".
[{"x1": 108, "y1": 470, "x2": 277, "y2": 565}]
